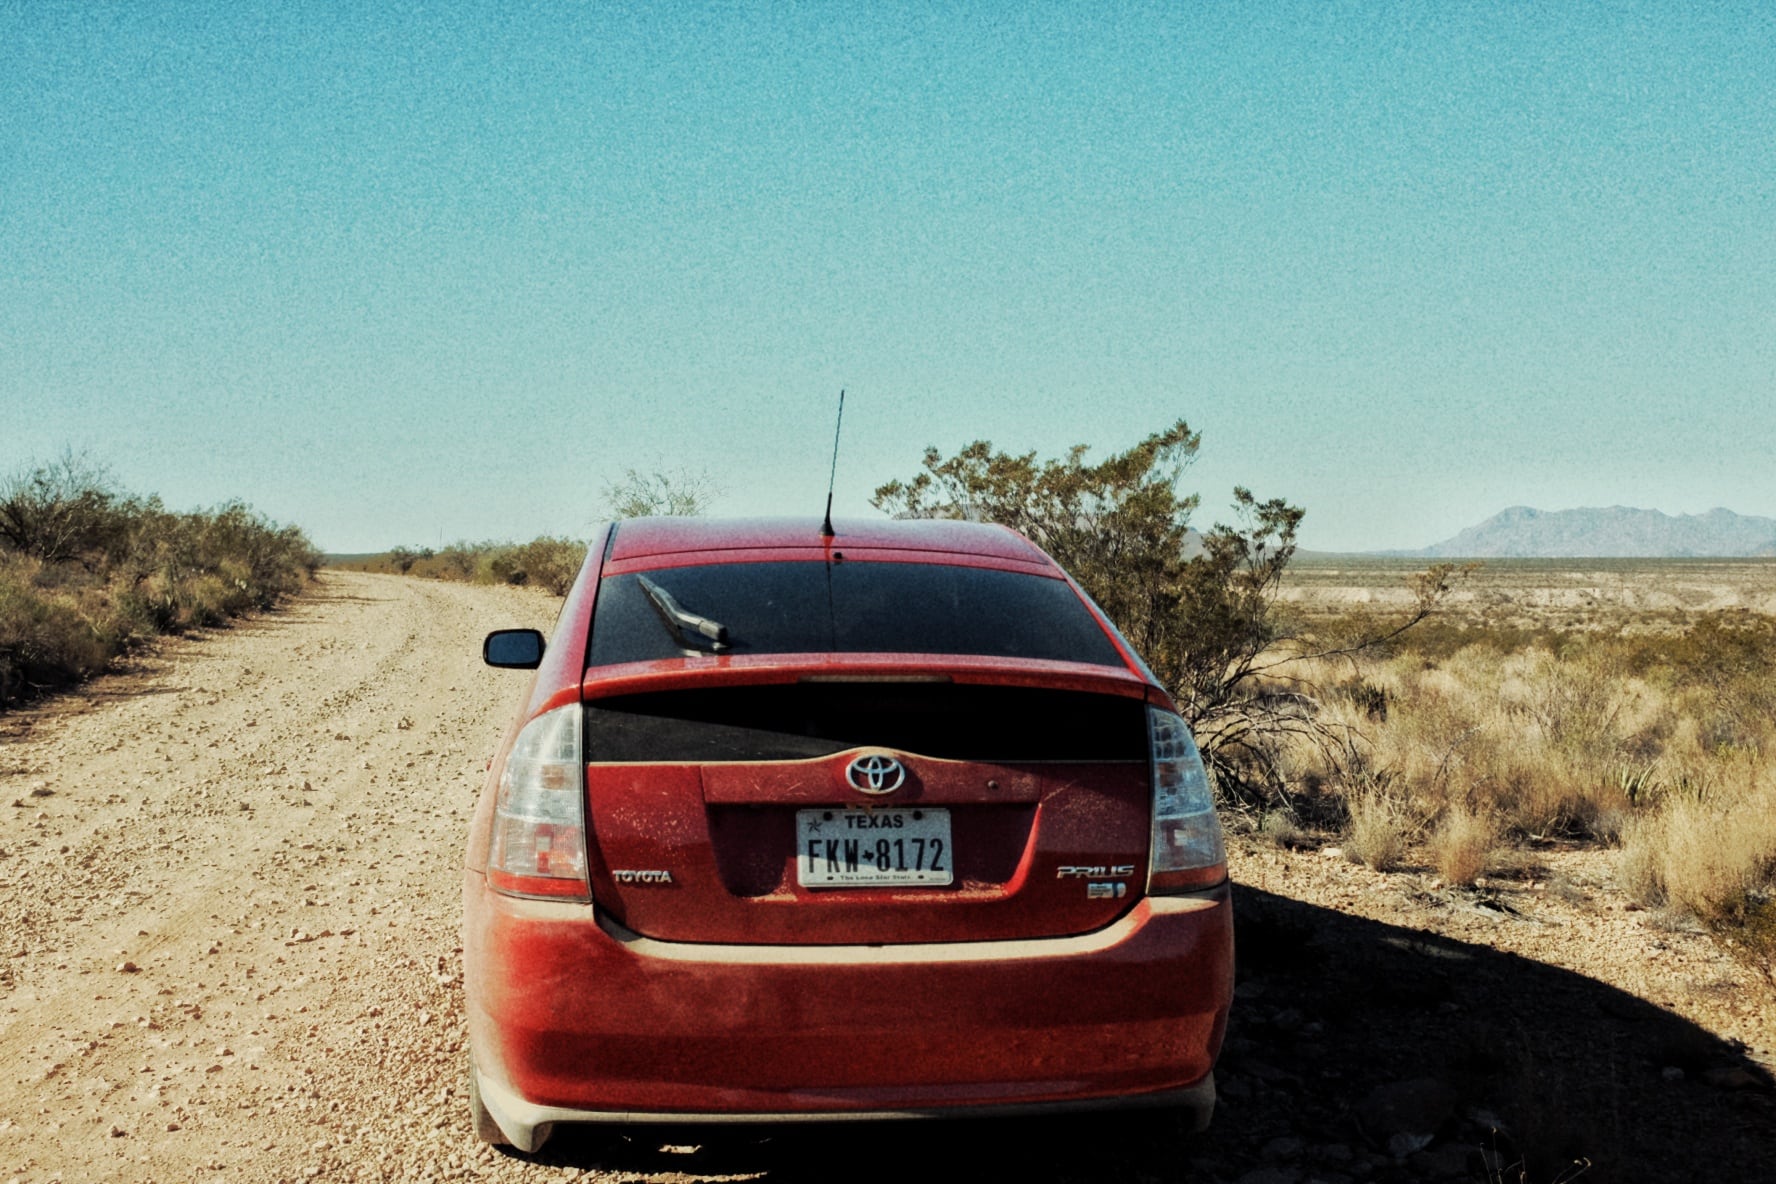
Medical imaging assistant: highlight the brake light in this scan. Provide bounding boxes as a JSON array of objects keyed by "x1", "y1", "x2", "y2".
[
  {"x1": 487, "y1": 705, "x2": 590, "y2": 900},
  {"x1": 1147, "y1": 706, "x2": 1227, "y2": 893}
]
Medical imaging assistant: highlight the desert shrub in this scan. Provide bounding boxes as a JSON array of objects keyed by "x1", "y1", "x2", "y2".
[
  {"x1": 387, "y1": 546, "x2": 430, "y2": 574},
  {"x1": 484, "y1": 548, "x2": 524, "y2": 585},
  {"x1": 0, "y1": 452, "x2": 136, "y2": 567},
  {"x1": 0, "y1": 458, "x2": 318, "y2": 708},
  {"x1": 0, "y1": 563, "x2": 112, "y2": 703},
  {"x1": 114, "y1": 576, "x2": 182, "y2": 636},
  {"x1": 348, "y1": 536, "x2": 588, "y2": 596},
  {"x1": 432, "y1": 543, "x2": 485, "y2": 581},
  {"x1": 502, "y1": 537, "x2": 585, "y2": 595}
]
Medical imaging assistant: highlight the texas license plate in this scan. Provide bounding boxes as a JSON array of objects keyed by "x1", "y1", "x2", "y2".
[{"x1": 796, "y1": 807, "x2": 953, "y2": 887}]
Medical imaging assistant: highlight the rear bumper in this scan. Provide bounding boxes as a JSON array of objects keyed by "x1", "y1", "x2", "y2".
[
  {"x1": 472, "y1": 1063, "x2": 1216, "y2": 1154},
  {"x1": 463, "y1": 875, "x2": 1232, "y2": 1134}
]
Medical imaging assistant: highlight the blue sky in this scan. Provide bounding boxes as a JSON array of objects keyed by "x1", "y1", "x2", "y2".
[{"x1": 4, "y1": 2, "x2": 1773, "y2": 552}]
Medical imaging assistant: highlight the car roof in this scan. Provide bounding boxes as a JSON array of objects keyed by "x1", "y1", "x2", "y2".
[{"x1": 606, "y1": 516, "x2": 1053, "y2": 568}]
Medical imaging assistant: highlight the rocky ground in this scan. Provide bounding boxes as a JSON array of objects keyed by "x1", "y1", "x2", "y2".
[{"x1": 0, "y1": 572, "x2": 1770, "y2": 1183}]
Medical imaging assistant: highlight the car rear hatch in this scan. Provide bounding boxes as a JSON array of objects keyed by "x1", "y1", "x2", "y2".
[
  {"x1": 581, "y1": 674, "x2": 1153, "y2": 945},
  {"x1": 576, "y1": 544, "x2": 1159, "y2": 946}
]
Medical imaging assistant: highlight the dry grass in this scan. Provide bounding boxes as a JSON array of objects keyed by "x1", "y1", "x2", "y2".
[
  {"x1": 1618, "y1": 761, "x2": 1776, "y2": 919},
  {"x1": 1430, "y1": 805, "x2": 1497, "y2": 886},
  {"x1": 1282, "y1": 645, "x2": 1644, "y2": 844},
  {"x1": 1616, "y1": 765, "x2": 1776, "y2": 985},
  {"x1": 1269, "y1": 557, "x2": 1776, "y2": 930},
  {"x1": 1344, "y1": 785, "x2": 1416, "y2": 871}
]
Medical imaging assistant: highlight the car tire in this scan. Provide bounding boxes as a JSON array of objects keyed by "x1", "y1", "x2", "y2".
[{"x1": 468, "y1": 1064, "x2": 510, "y2": 1147}]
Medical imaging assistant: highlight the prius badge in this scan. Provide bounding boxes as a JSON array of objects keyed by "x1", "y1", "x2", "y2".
[
  {"x1": 845, "y1": 754, "x2": 906, "y2": 795},
  {"x1": 1058, "y1": 864, "x2": 1135, "y2": 900}
]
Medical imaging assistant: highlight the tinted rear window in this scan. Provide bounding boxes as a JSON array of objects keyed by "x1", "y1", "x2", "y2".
[
  {"x1": 586, "y1": 683, "x2": 1147, "y2": 762},
  {"x1": 588, "y1": 561, "x2": 1125, "y2": 667}
]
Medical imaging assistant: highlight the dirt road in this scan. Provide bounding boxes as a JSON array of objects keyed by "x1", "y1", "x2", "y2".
[
  {"x1": 0, "y1": 573, "x2": 557, "y2": 1183},
  {"x1": 2, "y1": 572, "x2": 1771, "y2": 1183}
]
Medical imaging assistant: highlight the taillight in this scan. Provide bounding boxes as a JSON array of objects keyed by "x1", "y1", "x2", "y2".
[
  {"x1": 487, "y1": 705, "x2": 590, "y2": 900},
  {"x1": 1147, "y1": 706, "x2": 1226, "y2": 893}
]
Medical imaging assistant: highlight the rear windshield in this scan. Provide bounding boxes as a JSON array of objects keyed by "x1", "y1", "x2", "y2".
[
  {"x1": 588, "y1": 560, "x2": 1126, "y2": 668},
  {"x1": 586, "y1": 684, "x2": 1147, "y2": 762}
]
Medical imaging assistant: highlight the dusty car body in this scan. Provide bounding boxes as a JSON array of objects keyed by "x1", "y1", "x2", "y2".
[{"x1": 465, "y1": 517, "x2": 1232, "y2": 1151}]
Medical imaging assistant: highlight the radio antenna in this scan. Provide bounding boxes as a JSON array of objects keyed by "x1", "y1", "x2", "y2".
[{"x1": 820, "y1": 390, "x2": 845, "y2": 537}]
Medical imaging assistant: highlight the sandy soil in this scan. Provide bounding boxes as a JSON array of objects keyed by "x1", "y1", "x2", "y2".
[{"x1": 1, "y1": 571, "x2": 1771, "y2": 1183}]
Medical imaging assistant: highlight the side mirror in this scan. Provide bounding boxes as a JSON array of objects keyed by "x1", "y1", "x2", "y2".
[{"x1": 483, "y1": 629, "x2": 546, "y2": 669}]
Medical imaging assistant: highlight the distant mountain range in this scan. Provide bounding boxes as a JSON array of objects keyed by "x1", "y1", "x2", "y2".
[{"x1": 1402, "y1": 506, "x2": 1776, "y2": 558}]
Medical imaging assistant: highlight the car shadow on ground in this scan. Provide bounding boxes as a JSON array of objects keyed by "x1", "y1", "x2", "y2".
[{"x1": 516, "y1": 884, "x2": 1774, "y2": 1184}]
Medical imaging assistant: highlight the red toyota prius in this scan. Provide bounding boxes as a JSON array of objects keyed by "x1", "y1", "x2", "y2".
[{"x1": 464, "y1": 517, "x2": 1232, "y2": 1151}]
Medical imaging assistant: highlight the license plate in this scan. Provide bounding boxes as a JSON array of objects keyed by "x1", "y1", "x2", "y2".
[{"x1": 796, "y1": 807, "x2": 953, "y2": 887}]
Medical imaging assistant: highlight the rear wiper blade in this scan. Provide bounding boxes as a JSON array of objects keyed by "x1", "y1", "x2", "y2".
[{"x1": 638, "y1": 575, "x2": 730, "y2": 652}]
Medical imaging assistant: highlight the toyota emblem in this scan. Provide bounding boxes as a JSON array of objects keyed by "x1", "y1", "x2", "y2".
[{"x1": 845, "y1": 754, "x2": 906, "y2": 795}]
